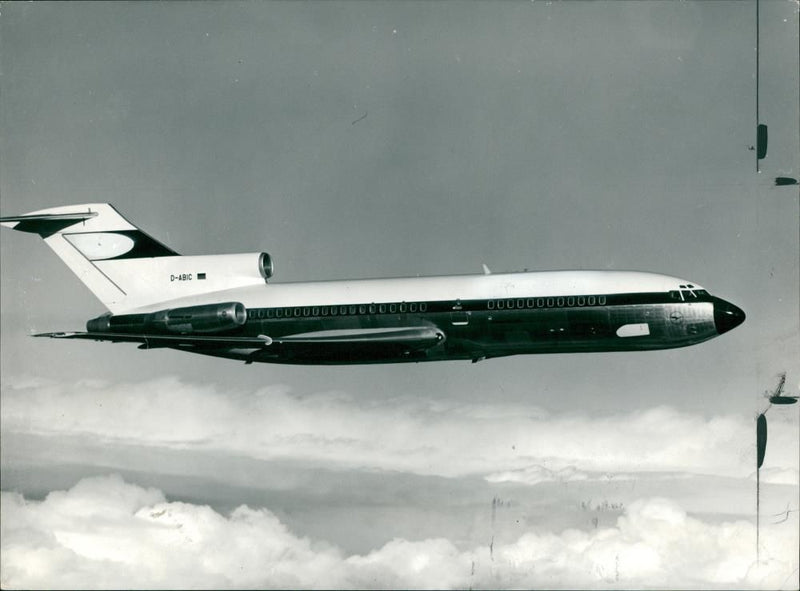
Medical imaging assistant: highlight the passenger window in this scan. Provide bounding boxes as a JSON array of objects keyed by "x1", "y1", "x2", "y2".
[
  {"x1": 557, "y1": 297, "x2": 564, "y2": 307},
  {"x1": 577, "y1": 297, "x2": 585, "y2": 306},
  {"x1": 599, "y1": 296, "x2": 606, "y2": 305},
  {"x1": 488, "y1": 300, "x2": 495, "y2": 310},
  {"x1": 587, "y1": 296, "x2": 595, "y2": 306},
  {"x1": 567, "y1": 297, "x2": 574, "y2": 306},
  {"x1": 537, "y1": 298, "x2": 544, "y2": 307},
  {"x1": 410, "y1": 303, "x2": 417, "y2": 312},
  {"x1": 498, "y1": 300, "x2": 505, "y2": 309},
  {"x1": 390, "y1": 304, "x2": 397, "y2": 313},
  {"x1": 359, "y1": 305, "x2": 366, "y2": 314},
  {"x1": 348, "y1": 306, "x2": 355, "y2": 315},
  {"x1": 420, "y1": 303, "x2": 427, "y2": 312},
  {"x1": 399, "y1": 303, "x2": 407, "y2": 313},
  {"x1": 379, "y1": 304, "x2": 386, "y2": 313}
]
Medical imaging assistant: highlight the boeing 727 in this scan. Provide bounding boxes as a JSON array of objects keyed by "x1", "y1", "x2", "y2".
[{"x1": 0, "y1": 204, "x2": 745, "y2": 365}]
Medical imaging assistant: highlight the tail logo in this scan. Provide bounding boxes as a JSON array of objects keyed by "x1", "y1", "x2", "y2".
[
  {"x1": 65, "y1": 232, "x2": 136, "y2": 260},
  {"x1": 63, "y1": 230, "x2": 177, "y2": 261}
]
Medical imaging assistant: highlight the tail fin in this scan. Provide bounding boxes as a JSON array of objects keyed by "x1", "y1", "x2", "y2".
[{"x1": 1, "y1": 203, "x2": 269, "y2": 313}]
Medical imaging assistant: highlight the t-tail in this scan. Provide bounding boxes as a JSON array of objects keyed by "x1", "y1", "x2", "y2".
[{"x1": 0, "y1": 203, "x2": 273, "y2": 314}]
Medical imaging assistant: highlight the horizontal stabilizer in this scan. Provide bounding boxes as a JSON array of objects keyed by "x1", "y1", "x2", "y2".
[{"x1": 0, "y1": 211, "x2": 99, "y2": 237}]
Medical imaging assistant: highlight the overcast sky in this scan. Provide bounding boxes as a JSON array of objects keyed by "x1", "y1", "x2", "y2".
[{"x1": 1, "y1": 2, "x2": 798, "y2": 589}]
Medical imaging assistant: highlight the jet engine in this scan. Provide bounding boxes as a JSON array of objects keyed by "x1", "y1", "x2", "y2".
[
  {"x1": 87, "y1": 302, "x2": 247, "y2": 334},
  {"x1": 259, "y1": 252, "x2": 274, "y2": 280}
]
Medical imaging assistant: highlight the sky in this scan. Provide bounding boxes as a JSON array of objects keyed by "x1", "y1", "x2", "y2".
[{"x1": 1, "y1": 1, "x2": 798, "y2": 589}]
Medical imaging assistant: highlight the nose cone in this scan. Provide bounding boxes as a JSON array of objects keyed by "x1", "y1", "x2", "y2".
[{"x1": 714, "y1": 299, "x2": 746, "y2": 334}]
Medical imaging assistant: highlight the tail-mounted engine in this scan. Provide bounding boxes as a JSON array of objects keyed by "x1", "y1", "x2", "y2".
[
  {"x1": 87, "y1": 302, "x2": 247, "y2": 335},
  {"x1": 259, "y1": 252, "x2": 274, "y2": 280}
]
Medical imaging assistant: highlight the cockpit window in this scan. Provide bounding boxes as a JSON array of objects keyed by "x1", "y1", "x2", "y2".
[{"x1": 672, "y1": 286, "x2": 708, "y2": 301}]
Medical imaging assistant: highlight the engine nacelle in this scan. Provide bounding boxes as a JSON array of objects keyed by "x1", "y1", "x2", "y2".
[
  {"x1": 87, "y1": 302, "x2": 247, "y2": 335},
  {"x1": 259, "y1": 252, "x2": 274, "y2": 280},
  {"x1": 158, "y1": 302, "x2": 247, "y2": 333}
]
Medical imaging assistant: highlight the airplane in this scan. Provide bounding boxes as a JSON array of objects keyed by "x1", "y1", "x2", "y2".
[{"x1": 0, "y1": 203, "x2": 745, "y2": 365}]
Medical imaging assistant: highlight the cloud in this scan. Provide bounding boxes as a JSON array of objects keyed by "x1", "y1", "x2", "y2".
[
  {"x1": 2, "y1": 375, "x2": 797, "y2": 587},
  {"x1": 758, "y1": 467, "x2": 800, "y2": 486},
  {"x1": 0, "y1": 475, "x2": 341, "y2": 590},
  {"x1": 485, "y1": 464, "x2": 591, "y2": 486},
  {"x1": 2, "y1": 475, "x2": 797, "y2": 589},
  {"x1": 2, "y1": 375, "x2": 798, "y2": 483}
]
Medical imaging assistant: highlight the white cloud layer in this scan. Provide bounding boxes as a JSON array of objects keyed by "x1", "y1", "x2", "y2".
[
  {"x1": 3, "y1": 376, "x2": 797, "y2": 588},
  {"x1": 2, "y1": 375, "x2": 798, "y2": 482},
  {"x1": 1, "y1": 475, "x2": 797, "y2": 590}
]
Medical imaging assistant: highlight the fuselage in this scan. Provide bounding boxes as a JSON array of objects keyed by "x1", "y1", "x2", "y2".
[
  {"x1": 1, "y1": 204, "x2": 746, "y2": 366},
  {"x1": 131, "y1": 270, "x2": 744, "y2": 365}
]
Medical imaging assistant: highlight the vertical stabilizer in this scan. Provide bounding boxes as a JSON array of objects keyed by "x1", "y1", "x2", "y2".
[
  {"x1": 2, "y1": 203, "x2": 271, "y2": 314},
  {"x1": 1, "y1": 204, "x2": 178, "y2": 312}
]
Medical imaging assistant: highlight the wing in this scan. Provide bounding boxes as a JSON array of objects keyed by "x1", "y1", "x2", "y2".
[
  {"x1": 34, "y1": 331, "x2": 272, "y2": 350},
  {"x1": 34, "y1": 326, "x2": 446, "y2": 357}
]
